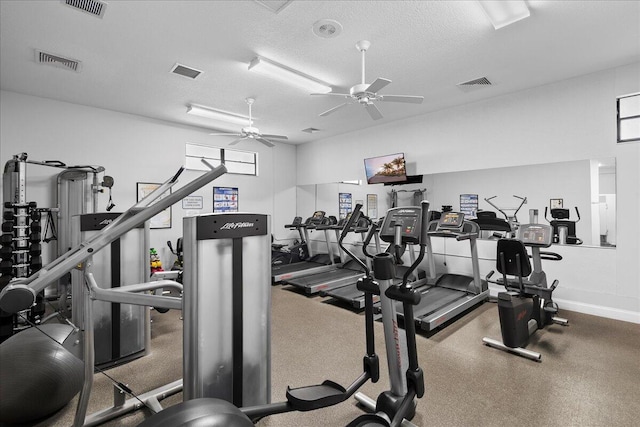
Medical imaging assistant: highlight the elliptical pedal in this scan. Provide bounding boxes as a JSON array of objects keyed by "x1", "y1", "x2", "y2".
[{"x1": 285, "y1": 380, "x2": 348, "y2": 411}]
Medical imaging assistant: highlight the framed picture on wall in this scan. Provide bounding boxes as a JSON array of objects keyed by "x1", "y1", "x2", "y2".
[
  {"x1": 460, "y1": 194, "x2": 478, "y2": 218},
  {"x1": 367, "y1": 194, "x2": 378, "y2": 219},
  {"x1": 214, "y1": 187, "x2": 239, "y2": 213},
  {"x1": 339, "y1": 193, "x2": 352, "y2": 220},
  {"x1": 550, "y1": 198, "x2": 563, "y2": 209},
  {"x1": 136, "y1": 182, "x2": 172, "y2": 229}
]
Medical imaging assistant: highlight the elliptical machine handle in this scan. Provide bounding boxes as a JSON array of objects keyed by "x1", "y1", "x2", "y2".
[
  {"x1": 574, "y1": 206, "x2": 581, "y2": 222},
  {"x1": 338, "y1": 204, "x2": 369, "y2": 274},
  {"x1": 361, "y1": 219, "x2": 380, "y2": 259},
  {"x1": 420, "y1": 200, "x2": 431, "y2": 247},
  {"x1": 340, "y1": 204, "x2": 362, "y2": 241}
]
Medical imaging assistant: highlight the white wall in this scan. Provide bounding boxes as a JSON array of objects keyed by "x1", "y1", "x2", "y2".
[
  {"x1": 297, "y1": 62, "x2": 640, "y2": 323},
  {"x1": 0, "y1": 90, "x2": 298, "y2": 266}
]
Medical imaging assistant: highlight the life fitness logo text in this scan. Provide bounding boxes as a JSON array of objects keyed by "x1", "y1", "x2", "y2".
[{"x1": 220, "y1": 222, "x2": 254, "y2": 230}]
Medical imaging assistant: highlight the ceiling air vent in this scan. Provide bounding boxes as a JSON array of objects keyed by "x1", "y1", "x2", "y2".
[
  {"x1": 63, "y1": 0, "x2": 107, "y2": 18},
  {"x1": 171, "y1": 63, "x2": 203, "y2": 80},
  {"x1": 457, "y1": 76, "x2": 492, "y2": 92},
  {"x1": 35, "y1": 50, "x2": 82, "y2": 72},
  {"x1": 302, "y1": 127, "x2": 321, "y2": 134},
  {"x1": 254, "y1": 1, "x2": 293, "y2": 14}
]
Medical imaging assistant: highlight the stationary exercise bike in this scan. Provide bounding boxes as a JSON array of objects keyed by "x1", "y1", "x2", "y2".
[{"x1": 482, "y1": 218, "x2": 568, "y2": 361}]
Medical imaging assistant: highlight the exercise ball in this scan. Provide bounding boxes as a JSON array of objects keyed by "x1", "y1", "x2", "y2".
[{"x1": 0, "y1": 324, "x2": 84, "y2": 424}]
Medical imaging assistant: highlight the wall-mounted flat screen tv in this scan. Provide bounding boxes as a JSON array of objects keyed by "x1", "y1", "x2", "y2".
[{"x1": 364, "y1": 153, "x2": 407, "y2": 184}]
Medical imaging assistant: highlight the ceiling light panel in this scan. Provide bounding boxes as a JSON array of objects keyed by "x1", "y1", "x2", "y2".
[
  {"x1": 186, "y1": 104, "x2": 251, "y2": 126},
  {"x1": 253, "y1": 0, "x2": 293, "y2": 14},
  {"x1": 248, "y1": 56, "x2": 331, "y2": 93},
  {"x1": 477, "y1": 0, "x2": 530, "y2": 29}
]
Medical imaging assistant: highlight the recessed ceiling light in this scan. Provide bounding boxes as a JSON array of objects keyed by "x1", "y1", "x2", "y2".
[{"x1": 312, "y1": 19, "x2": 343, "y2": 39}]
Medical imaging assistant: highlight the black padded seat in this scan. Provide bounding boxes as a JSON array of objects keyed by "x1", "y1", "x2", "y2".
[{"x1": 137, "y1": 398, "x2": 253, "y2": 427}]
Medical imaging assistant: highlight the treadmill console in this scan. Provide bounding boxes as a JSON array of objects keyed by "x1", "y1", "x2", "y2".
[
  {"x1": 306, "y1": 210, "x2": 326, "y2": 227},
  {"x1": 437, "y1": 212, "x2": 465, "y2": 231},
  {"x1": 517, "y1": 224, "x2": 553, "y2": 248},
  {"x1": 379, "y1": 207, "x2": 422, "y2": 244}
]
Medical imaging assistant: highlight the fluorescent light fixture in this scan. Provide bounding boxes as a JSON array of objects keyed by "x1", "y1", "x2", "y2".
[
  {"x1": 248, "y1": 56, "x2": 332, "y2": 93},
  {"x1": 186, "y1": 104, "x2": 251, "y2": 125},
  {"x1": 477, "y1": 0, "x2": 530, "y2": 29}
]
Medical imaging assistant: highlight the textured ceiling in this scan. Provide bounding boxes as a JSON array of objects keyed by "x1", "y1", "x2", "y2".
[{"x1": 1, "y1": 1, "x2": 639, "y2": 146}]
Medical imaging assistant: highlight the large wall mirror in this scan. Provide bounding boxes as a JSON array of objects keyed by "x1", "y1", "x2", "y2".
[{"x1": 296, "y1": 158, "x2": 616, "y2": 248}]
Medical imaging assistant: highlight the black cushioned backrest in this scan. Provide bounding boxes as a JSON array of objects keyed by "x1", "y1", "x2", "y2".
[{"x1": 496, "y1": 239, "x2": 532, "y2": 277}]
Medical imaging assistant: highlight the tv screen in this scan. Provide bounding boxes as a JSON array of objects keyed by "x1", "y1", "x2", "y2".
[{"x1": 364, "y1": 153, "x2": 407, "y2": 184}]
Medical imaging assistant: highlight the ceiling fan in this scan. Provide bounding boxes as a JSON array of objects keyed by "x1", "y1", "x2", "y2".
[
  {"x1": 312, "y1": 40, "x2": 424, "y2": 120},
  {"x1": 209, "y1": 98, "x2": 288, "y2": 147}
]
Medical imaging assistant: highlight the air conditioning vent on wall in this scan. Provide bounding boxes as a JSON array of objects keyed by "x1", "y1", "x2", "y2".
[
  {"x1": 63, "y1": 0, "x2": 107, "y2": 18},
  {"x1": 35, "y1": 50, "x2": 82, "y2": 72}
]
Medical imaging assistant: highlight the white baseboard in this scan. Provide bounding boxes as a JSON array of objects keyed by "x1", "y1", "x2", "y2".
[
  {"x1": 488, "y1": 286, "x2": 640, "y2": 324},
  {"x1": 554, "y1": 299, "x2": 640, "y2": 324}
]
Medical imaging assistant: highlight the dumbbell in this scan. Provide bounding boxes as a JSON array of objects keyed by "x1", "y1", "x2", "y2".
[
  {"x1": 0, "y1": 246, "x2": 13, "y2": 259},
  {"x1": 30, "y1": 222, "x2": 41, "y2": 233},
  {"x1": 30, "y1": 210, "x2": 41, "y2": 221},
  {"x1": 30, "y1": 256, "x2": 43, "y2": 271},
  {"x1": 1, "y1": 221, "x2": 13, "y2": 233},
  {"x1": 29, "y1": 243, "x2": 41, "y2": 256},
  {"x1": 3, "y1": 211, "x2": 15, "y2": 221},
  {"x1": 29, "y1": 232, "x2": 41, "y2": 242},
  {"x1": 0, "y1": 274, "x2": 13, "y2": 288},
  {"x1": 1, "y1": 234, "x2": 13, "y2": 245},
  {"x1": 0, "y1": 260, "x2": 13, "y2": 274}
]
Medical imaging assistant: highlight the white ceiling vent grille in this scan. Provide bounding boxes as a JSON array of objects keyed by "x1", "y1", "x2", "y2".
[
  {"x1": 457, "y1": 76, "x2": 492, "y2": 92},
  {"x1": 254, "y1": 1, "x2": 293, "y2": 14},
  {"x1": 302, "y1": 127, "x2": 321, "y2": 134},
  {"x1": 35, "y1": 50, "x2": 82, "y2": 72},
  {"x1": 63, "y1": 0, "x2": 107, "y2": 18},
  {"x1": 171, "y1": 63, "x2": 203, "y2": 79}
]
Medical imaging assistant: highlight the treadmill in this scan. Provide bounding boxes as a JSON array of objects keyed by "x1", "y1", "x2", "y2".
[
  {"x1": 272, "y1": 211, "x2": 339, "y2": 283},
  {"x1": 321, "y1": 217, "x2": 426, "y2": 310},
  {"x1": 397, "y1": 211, "x2": 489, "y2": 331},
  {"x1": 281, "y1": 215, "x2": 371, "y2": 295}
]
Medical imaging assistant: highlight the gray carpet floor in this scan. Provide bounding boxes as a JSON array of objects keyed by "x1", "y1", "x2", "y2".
[{"x1": 26, "y1": 285, "x2": 640, "y2": 426}]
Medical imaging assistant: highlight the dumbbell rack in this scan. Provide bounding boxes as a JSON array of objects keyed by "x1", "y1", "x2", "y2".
[{"x1": 1, "y1": 201, "x2": 45, "y2": 341}]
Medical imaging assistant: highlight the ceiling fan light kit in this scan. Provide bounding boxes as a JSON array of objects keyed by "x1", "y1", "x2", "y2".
[{"x1": 248, "y1": 56, "x2": 332, "y2": 93}]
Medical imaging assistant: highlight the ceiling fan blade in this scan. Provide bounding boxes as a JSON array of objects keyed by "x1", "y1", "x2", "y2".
[
  {"x1": 256, "y1": 137, "x2": 276, "y2": 147},
  {"x1": 378, "y1": 95, "x2": 424, "y2": 104},
  {"x1": 320, "y1": 102, "x2": 350, "y2": 117},
  {"x1": 228, "y1": 138, "x2": 245, "y2": 146},
  {"x1": 209, "y1": 132, "x2": 242, "y2": 136},
  {"x1": 365, "y1": 103, "x2": 383, "y2": 120},
  {"x1": 366, "y1": 78, "x2": 392, "y2": 94},
  {"x1": 260, "y1": 134, "x2": 288, "y2": 140},
  {"x1": 311, "y1": 92, "x2": 351, "y2": 97}
]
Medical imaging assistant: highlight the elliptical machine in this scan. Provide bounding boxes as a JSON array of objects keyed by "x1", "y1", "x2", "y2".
[
  {"x1": 137, "y1": 202, "x2": 428, "y2": 427},
  {"x1": 482, "y1": 211, "x2": 568, "y2": 362},
  {"x1": 346, "y1": 202, "x2": 430, "y2": 427},
  {"x1": 545, "y1": 206, "x2": 583, "y2": 245}
]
